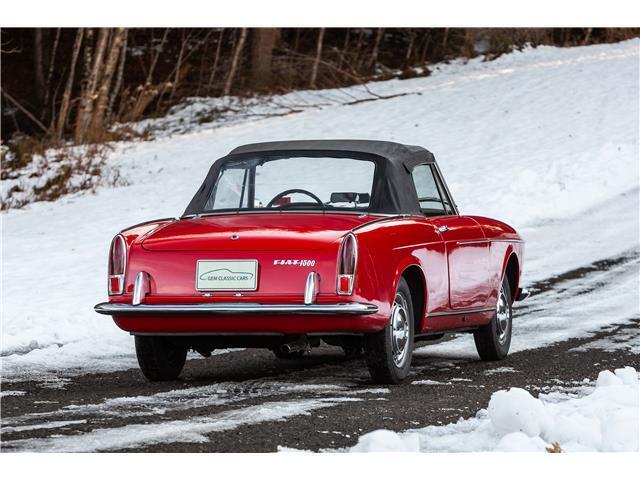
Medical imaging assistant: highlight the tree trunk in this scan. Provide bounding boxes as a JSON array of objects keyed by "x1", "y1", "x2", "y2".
[
  {"x1": 107, "y1": 29, "x2": 128, "y2": 123},
  {"x1": 55, "y1": 28, "x2": 84, "y2": 140},
  {"x1": 87, "y1": 28, "x2": 127, "y2": 141},
  {"x1": 43, "y1": 27, "x2": 61, "y2": 117},
  {"x1": 145, "y1": 28, "x2": 170, "y2": 86},
  {"x1": 368, "y1": 28, "x2": 385, "y2": 70},
  {"x1": 223, "y1": 27, "x2": 247, "y2": 96},
  {"x1": 405, "y1": 30, "x2": 415, "y2": 66},
  {"x1": 250, "y1": 28, "x2": 278, "y2": 90},
  {"x1": 33, "y1": 29, "x2": 45, "y2": 103},
  {"x1": 75, "y1": 28, "x2": 109, "y2": 143},
  {"x1": 169, "y1": 30, "x2": 188, "y2": 102},
  {"x1": 309, "y1": 28, "x2": 325, "y2": 88},
  {"x1": 207, "y1": 28, "x2": 225, "y2": 91}
]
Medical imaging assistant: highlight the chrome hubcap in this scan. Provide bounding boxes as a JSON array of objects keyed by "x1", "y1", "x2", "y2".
[
  {"x1": 496, "y1": 284, "x2": 510, "y2": 344},
  {"x1": 391, "y1": 293, "x2": 410, "y2": 367}
]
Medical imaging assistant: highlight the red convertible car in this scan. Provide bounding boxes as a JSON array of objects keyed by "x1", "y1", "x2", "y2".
[{"x1": 95, "y1": 140, "x2": 528, "y2": 384}]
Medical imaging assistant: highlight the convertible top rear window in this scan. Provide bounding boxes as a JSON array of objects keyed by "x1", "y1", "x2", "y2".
[
  {"x1": 183, "y1": 140, "x2": 455, "y2": 216},
  {"x1": 203, "y1": 156, "x2": 376, "y2": 212}
]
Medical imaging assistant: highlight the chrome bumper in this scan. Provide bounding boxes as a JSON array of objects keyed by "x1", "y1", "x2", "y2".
[{"x1": 94, "y1": 302, "x2": 378, "y2": 316}]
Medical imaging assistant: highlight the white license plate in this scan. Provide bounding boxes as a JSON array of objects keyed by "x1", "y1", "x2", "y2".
[{"x1": 196, "y1": 260, "x2": 258, "y2": 291}]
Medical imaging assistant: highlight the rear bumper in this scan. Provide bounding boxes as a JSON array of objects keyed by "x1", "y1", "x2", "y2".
[
  {"x1": 95, "y1": 301, "x2": 385, "y2": 334},
  {"x1": 94, "y1": 301, "x2": 378, "y2": 316}
]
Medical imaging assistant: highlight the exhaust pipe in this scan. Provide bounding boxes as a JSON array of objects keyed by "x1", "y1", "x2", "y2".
[{"x1": 280, "y1": 336, "x2": 309, "y2": 355}]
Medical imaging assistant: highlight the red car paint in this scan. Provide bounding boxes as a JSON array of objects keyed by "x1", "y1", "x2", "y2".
[{"x1": 105, "y1": 211, "x2": 524, "y2": 335}]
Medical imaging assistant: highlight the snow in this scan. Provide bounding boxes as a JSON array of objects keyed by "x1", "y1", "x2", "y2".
[
  {"x1": 570, "y1": 324, "x2": 640, "y2": 355},
  {"x1": 411, "y1": 379, "x2": 449, "y2": 385},
  {"x1": 0, "y1": 390, "x2": 26, "y2": 397},
  {"x1": 1, "y1": 39, "x2": 639, "y2": 376},
  {"x1": 344, "y1": 367, "x2": 639, "y2": 452},
  {"x1": 3, "y1": 397, "x2": 361, "y2": 452}
]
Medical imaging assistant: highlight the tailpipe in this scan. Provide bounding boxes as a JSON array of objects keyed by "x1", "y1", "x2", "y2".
[{"x1": 280, "y1": 336, "x2": 310, "y2": 355}]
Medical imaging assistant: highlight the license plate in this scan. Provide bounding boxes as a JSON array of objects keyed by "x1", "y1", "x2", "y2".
[{"x1": 196, "y1": 260, "x2": 258, "y2": 291}]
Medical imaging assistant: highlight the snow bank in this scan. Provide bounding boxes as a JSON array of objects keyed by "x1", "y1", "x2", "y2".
[
  {"x1": 1, "y1": 39, "x2": 638, "y2": 375},
  {"x1": 346, "y1": 367, "x2": 639, "y2": 452}
]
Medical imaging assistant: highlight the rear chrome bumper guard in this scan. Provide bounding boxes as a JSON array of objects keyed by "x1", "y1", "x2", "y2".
[{"x1": 94, "y1": 302, "x2": 378, "y2": 316}]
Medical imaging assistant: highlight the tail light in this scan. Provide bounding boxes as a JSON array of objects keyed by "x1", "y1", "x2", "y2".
[
  {"x1": 108, "y1": 234, "x2": 127, "y2": 295},
  {"x1": 337, "y1": 233, "x2": 357, "y2": 295}
]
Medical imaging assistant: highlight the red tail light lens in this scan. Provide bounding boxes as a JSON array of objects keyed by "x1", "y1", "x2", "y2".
[
  {"x1": 108, "y1": 234, "x2": 127, "y2": 295},
  {"x1": 337, "y1": 233, "x2": 357, "y2": 295}
]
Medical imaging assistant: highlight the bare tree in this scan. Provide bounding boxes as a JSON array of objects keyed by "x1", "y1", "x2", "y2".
[
  {"x1": 55, "y1": 28, "x2": 84, "y2": 140},
  {"x1": 33, "y1": 29, "x2": 45, "y2": 103},
  {"x1": 107, "y1": 29, "x2": 128, "y2": 123},
  {"x1": 88, "y1": 28, "x2": 127, "y2": 140},
  {"x1": 310, "y1": 28, "x2": 325, "y2": 88},
  {"x1": 250, "y1": 28, "x2": 278, "y2": 90},
  {"x1": 223, "y1": 28, "x2": 247, "y2": 96},
  {"x1": 207, "y1": 28, "x2": 225, "y2": 91},
  {"x1": 75, "y1": 28, "x2": 109, "y2": 143},
  {"x1": 42, "y1": 28, "x2": 61, "y2": 117},
  {"x1": 368, "y1": 28, "x2": 385, "y2": 70}
]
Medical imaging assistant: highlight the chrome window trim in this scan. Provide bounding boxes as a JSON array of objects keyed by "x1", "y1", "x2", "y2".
[
  {"x1": 181, "y1": 210, "x2": 404, "y2": 219},
  {"x1": 432, "y1": 162, "x2": 459, "y2": 216}
]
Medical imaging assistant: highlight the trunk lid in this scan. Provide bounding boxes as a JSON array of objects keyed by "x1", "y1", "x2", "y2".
[{"x1": 141, "y1": 213, "x2": 374, "y2": 251}]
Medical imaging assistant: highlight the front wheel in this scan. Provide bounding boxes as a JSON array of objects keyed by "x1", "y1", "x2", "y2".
[
  {"x1": 474, "y1": 275, "x2": 513, "y2": 360},
  {"x1": 135, "y1": 336, "x2": 187, "y2": 381},
  {"x1": 364, "y1": 277, "x2": 415, "y2": 384}
]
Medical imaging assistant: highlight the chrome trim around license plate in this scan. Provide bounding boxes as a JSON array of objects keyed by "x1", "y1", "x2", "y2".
[{"x1": 94, "y1": 302, "x2": 378, "y2": 316}]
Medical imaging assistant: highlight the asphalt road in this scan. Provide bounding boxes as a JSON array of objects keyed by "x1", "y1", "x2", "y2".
[{"x1": 1, "y1": 318, "x2": 638, "y2": 452}]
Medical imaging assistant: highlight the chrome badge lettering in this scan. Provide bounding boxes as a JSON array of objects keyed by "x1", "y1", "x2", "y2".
[{"x1": 273, "y1": 259, "x2": 316, "y2": 266}]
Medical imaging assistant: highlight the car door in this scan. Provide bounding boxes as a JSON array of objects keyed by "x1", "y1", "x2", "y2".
[{"x1": 410, "y1": 164, "x2": 492, "y2": 311}]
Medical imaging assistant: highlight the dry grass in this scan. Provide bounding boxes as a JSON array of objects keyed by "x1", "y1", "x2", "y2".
[{"x1": 1, "y1": 140, "x2": 125, "y2": 210}]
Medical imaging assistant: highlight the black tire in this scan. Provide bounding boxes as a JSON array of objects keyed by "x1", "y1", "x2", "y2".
[
  {"x1": 474, "y1": 275, "x2": 513, "y2": 361},
  {"x1": 271, "y1": 349, "x2": 305, "y2": 360},
  {"x1": 135, "y1": 336, "x2": 187, "y2": 381},
  {"x1": 364, "y1": 277, "x2": 415, "y2": 384}
]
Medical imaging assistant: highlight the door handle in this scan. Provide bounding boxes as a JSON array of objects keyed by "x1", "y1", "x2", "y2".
[{"x1": 437, "y1": 226, "x2": 448, "y2": 233}]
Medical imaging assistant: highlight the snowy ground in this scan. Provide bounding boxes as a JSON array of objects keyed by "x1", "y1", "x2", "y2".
[
  {"x1": 1, "y1": 39, "x2": 639, "y2": 452},
  {"x1": 341, "y1": 367, "x2": 639, "y2": 453}
]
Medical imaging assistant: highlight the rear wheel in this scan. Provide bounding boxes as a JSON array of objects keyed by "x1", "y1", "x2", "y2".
[
  {"x1": 474, "y1": 275, "x2": 513, "y2": 360},
  {"x1": 364, "y1": 277, "x2": 415, "y2": 384},
  {"x1": 135, "y1": 336, "x2": 187, "y2": 381}
]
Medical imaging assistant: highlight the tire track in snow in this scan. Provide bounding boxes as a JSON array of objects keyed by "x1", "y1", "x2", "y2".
[{"x1": 3, "y1": 398, "x2": 363, "y2": 452}]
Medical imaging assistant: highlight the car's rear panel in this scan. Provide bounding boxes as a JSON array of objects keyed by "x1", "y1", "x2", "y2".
[{"x1": 105, "y1": 213, "x2": 392, "y2": 334}]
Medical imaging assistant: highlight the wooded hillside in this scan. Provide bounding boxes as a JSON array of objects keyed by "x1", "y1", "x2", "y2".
[{"x1": 2, "y1": 28, "x2": 638, "y2": 146}]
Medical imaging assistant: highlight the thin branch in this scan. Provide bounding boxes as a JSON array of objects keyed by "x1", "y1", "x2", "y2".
[{"x1": 1, "y1": 89, "x2": 49, "y2": 133}]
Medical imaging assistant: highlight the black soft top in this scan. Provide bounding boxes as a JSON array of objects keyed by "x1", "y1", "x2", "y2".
[{"x1": 183, "y1": 140, "x2": 442, "y2": 216}]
